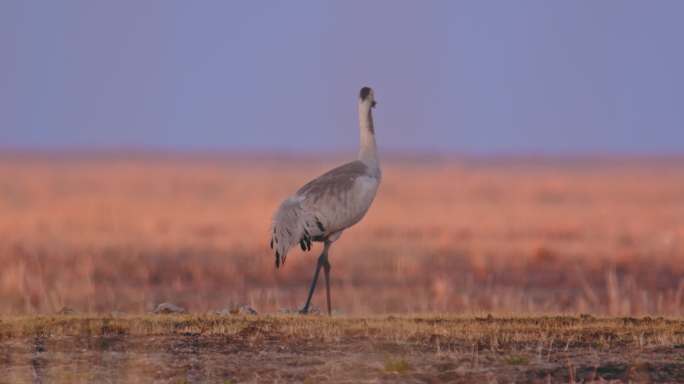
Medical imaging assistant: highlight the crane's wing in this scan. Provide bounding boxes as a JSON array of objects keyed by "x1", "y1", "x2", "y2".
[
  {"x1": 270, "y1": 160, "x2": 379, "y2": 268},
  {"x1": 270, "y1": 195, "x2": 319, "y2": 268},
  {"x1": 296, "y1": 160, "x2": 370, "y2": 203}
]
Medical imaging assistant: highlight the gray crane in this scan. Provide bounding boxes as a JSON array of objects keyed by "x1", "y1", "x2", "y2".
[{"x1": 270, "y1": 86, "x2": 381, "y2": 315}]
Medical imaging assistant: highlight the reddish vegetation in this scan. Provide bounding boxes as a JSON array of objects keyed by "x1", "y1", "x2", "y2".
[{"x1": 1, "y1": 155, "x2": 683, "y2": 315}]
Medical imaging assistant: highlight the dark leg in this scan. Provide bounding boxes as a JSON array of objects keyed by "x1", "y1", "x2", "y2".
[
  {"x1": 300, "y1": 254, "x2": 323, "y2": 313},
  {"x1": 322, "y1": 253, "x2": 331, "y2": 316},
  {"x1": 300, "y1": 241, "x2": 331, "y2": 314}
]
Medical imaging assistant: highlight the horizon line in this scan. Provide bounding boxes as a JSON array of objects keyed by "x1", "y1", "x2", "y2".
[{"x1": 1, "y1": 147, "x2": 683, "y2": 166}]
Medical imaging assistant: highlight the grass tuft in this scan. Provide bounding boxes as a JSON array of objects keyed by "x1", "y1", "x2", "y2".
[
  {"x1": 384, "y1": 357, "x2": 411, "y2": 373},
  {"x1": 505, "y1": 354, "x2": 529, "y2": 365}
]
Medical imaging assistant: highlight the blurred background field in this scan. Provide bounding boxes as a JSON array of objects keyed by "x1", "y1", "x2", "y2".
[
  {"x1": 3, "y1": 2, "x2": 684, "y2": 382},
  {"x1": 2, "y1": 154, "x2": 683, "y2": 316}
]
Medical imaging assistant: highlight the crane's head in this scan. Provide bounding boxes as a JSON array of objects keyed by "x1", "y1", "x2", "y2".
[{"x1": 359, "y1": 86, "x2": 377, "y2": 109}]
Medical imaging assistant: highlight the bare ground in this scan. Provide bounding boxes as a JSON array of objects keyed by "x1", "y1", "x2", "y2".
[{"x1": 1, "y1": 315, "x2": 683, "y2": 383}]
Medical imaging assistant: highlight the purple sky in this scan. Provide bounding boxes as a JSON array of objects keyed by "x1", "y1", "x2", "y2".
[{"x1": 1, "y1": 1, "x2": 683, "y2": 155}]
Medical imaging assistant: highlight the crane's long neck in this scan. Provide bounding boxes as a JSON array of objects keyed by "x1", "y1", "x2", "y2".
[{"x1": 358, "y1": 103, "x2": 379, "y2": 169}]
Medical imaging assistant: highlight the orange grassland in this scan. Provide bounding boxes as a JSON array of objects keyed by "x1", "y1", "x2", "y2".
[{"x1": 1, "y1": 154, "x2": 683, "y2": 316}]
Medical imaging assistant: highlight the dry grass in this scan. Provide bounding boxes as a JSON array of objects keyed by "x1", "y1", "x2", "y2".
[
  {"x1": 1, "y1": 154, "x2": 684, "y2": 315},
  {"x1": 2, "y1": 314, "x2": 684, "y2": 382},
  {"x1": 1, "y1": 314, "x2": 681, "y2": 346}
]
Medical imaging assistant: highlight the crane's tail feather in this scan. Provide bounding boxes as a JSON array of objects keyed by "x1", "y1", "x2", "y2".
[{"x1": 271, "y1": 197, "x2": 319, "y2": 268}]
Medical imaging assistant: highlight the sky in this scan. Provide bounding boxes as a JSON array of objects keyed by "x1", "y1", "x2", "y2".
[{"x1": 1, "y1": 1, "x2": 683, "y2": 155}]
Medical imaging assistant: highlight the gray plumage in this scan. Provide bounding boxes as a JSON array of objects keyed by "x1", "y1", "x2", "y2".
[
  {"x1": 271, "y1": 160, "x2": 380, "y2": 267},
  {"x1": 269, "y1": 86, "x2": 381, "y2": 315}
]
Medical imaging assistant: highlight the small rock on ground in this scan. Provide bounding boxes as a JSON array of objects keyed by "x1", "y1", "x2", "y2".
[
  {"x1": 56, "y1": 306, "x2": 78, "y2": 315},
  {"x1": 153, "y1": 302, "x2": 187, "y2": 314},
  {"x1": 236, "y1": 305, "x2": 258, "y2": 315},
  {"x1": 213, "y1": 305, "x2": 258, "y2": 316}
]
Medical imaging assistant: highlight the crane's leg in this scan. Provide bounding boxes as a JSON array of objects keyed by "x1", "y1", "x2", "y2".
[
  {"x1": 300, "y1": 255, "x2": 323, "y2": 313},
  {"x1": 300, "y1": 241, "x2": 331, "y2": 314},
  {"x1": 322, "y1": 252, "x2": 332, "y2": 316}
]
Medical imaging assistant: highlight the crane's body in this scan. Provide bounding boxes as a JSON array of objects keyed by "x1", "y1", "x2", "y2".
[{"x1": 270, "y1": 86, "x2": 380, "y2": 315}]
